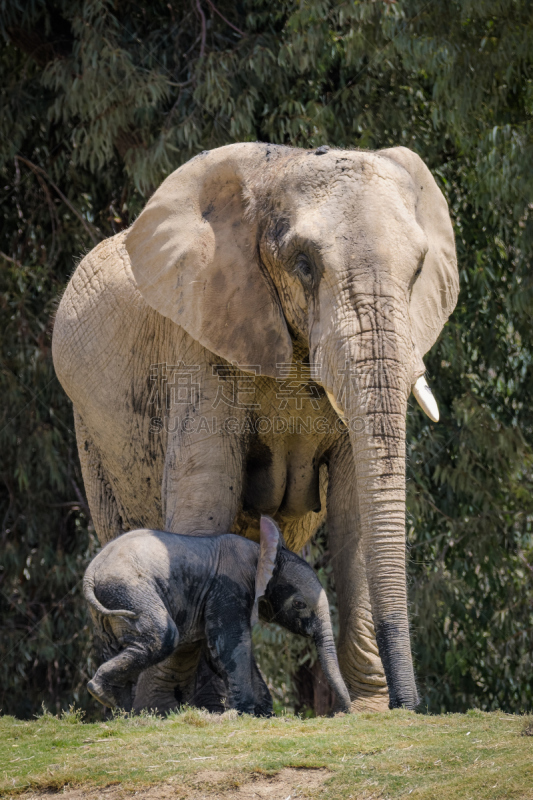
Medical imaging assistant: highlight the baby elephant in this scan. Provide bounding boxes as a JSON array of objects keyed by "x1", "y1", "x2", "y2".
[{"x1": 84, "y1": 516, "x2": 351, "y2": 716}]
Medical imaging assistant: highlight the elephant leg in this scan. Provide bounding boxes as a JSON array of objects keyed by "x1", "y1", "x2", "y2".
[
  {"x1": 251, "y1": 658, "x2": 272, "y2": 717},
  {"x1": 204, "y1": 601, "x2": 256, "y2": 714},
  {"x1": 327, "y1": 437, "x2": 390, "y2": 711},
  {"x1": 144, "y1": 409, "x2": 248, "y2": 708},
  {"x1": 88, "y1": 649, "x2": 139, "y2": 711},
  {"x1": 191, "y1": 642, "x2": 271, "y2": 716},
  {"x1": 89, "y1": 610, "x2": 179, "y2": 711},
  {"x1": 189, "y1": 646, "x2": 228, "y2": 712},
  {"x1": 74, "y1": 410, "x2": 124, "y2": 544},
  {"x1": 162, "y1": 405, "x2": 247, "y2": 535},
  {"x1": 133, "y1": 642, "x2": 204, "y2": 714}
]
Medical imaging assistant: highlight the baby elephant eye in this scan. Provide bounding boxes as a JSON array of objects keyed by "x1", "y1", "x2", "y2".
[{"x1": 292, "y1": 599, "x2": 307, "y2": 610}]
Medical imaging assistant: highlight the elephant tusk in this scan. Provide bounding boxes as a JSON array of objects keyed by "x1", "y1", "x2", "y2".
[
  {"x1": 325, "y1": 389, "x2": 347, "y2": 422},
  {"x1": 412, "y1": 376, "x2": 439, "y2": 422}
]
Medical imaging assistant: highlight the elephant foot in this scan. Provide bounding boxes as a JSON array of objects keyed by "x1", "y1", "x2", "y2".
[
  {"x1": 350, "y1": 694, "x2": 390, "y2": 713},
  {"x1": 338, "y1": 613, "x2": 390, "y2": 713},
  {"x1": 253, "y1": 698, "x2": 273, "y2": 717},
  {"x1": 190, "y1": 651, "x2": 227, "y2": 712},
  {"x1": 348, "y1": 679, "x2": 390, "y2": 712},
  {"x1": 87, "y1": 677, "x2": 133, "y2": 711},
  {"x1": 341, "y1": 669, "x2": 390, "y2": 712}
]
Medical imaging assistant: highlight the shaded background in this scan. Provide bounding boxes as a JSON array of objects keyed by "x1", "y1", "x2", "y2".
[{"x1": 1, "y1": 0, "x2": 532, "y2": 718}]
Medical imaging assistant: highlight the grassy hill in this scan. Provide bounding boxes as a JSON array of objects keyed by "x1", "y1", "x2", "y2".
[{"x1": 1, "y1": 708, "x2": 532, "y2": 799}]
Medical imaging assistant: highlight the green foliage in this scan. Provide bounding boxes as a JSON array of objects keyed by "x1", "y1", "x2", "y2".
[{"x1": 1, "y1": 0, "x2": 532, "y2": 716}]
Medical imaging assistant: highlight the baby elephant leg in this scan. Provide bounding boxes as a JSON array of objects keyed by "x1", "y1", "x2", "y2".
[
  {"x1": 204, "y1": 603, "x2": 256, "y2": 714},
  {"x1": 251, "y1": 657, "x2": 273, "y2": 717},
  {"x1": 88, "y1": 609, "x2": 179, "y2": 710}
]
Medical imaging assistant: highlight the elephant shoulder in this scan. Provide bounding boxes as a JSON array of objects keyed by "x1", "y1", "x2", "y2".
[
  {"x1": 52, "y1": 231, "x2": 160, "y2": 399},
  {"x1": 218, "y1": 533, "x2": 259, "y2": 579},
  {"x1": 66, "y1": 230, "x2": 144, "y2": 311}
]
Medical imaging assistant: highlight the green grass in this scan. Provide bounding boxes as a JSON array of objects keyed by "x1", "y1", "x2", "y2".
[{"x1": 1, "y1": 707, "x2": 532, "y2": 799}]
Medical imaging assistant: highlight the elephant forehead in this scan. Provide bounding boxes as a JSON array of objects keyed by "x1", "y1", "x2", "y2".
[
  {"x1": 288, "y1": 181, "x2": 426, "y2": 276},
  {"x1": 276, "y1": 149, "x2": 415, "y2": 203},
  {"x1": 275, "y1": 156, "x2": 421, "y2": 246},
  {"x1": 279, "y1": 555, "x2": 324, "y2": 604}
]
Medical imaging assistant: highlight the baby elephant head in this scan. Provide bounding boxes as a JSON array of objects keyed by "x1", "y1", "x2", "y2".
[{"x1": 253, "y1": 516, "x2": 351, "y2": 713}]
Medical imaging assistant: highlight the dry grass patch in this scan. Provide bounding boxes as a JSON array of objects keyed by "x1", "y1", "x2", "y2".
[{"x1": 19, "y1": 767, "x2": 330, "y2": 800}]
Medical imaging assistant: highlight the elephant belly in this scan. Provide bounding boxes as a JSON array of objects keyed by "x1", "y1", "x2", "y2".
[
  {"x1": 236, "y1": 431, "x2": 328, "y2": 550},
  {"x1": 243, "y1": 433, "x2": 321, "y2": 518},
  {"x1": 279, "y1": 455, "x2": 321, "y2": 518}
]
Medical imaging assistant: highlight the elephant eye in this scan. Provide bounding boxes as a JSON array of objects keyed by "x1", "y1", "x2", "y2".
[
  {"x1": 413, "y1": 256, "x2": 424, "y2": 280},
  {"x1": 294, "y1": 253, "x2": 313, "y2": 284},
  {"x1": 409, "y1": 257, "x2": 424, "y2": 293},
  {"x1": 292, "y1": 599, "x2": 306, "y2": 610}
]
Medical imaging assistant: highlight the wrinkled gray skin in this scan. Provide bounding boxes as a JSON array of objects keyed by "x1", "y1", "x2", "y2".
[
  {"x1": 84, "y1": 527, "x2": 350, "y2": 715},
  {"x1": 53, "y1": 143, "x2": 458, "y2": 711}
]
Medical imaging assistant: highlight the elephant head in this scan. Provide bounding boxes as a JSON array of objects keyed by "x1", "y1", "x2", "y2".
[
  {"x1": 254, "y1": 515, "x2": 351, "y2": 713},
  {"x1": 125, "y1": 142, "x2": 459, "y2": 709}
]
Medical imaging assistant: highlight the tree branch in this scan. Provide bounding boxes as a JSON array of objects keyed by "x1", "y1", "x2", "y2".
[
  {"x1": 205, "y1": 0, "x2": 245, "y2": 36},
  {"x1": 15, "y1": 156, "x2": 100, "y2": 245},
  {"x1": 71, "y1": 478, "x2": 92, "y2": 521},
  {"x1": 195, "y1": 0, "x2": 207, "y2": 59},
  {"x1": 0, "y1": 251, "x2": 24, "y2": 268}
]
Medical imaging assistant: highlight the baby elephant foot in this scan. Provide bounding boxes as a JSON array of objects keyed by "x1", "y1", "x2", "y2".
[
  {"x1": 88, "y1": 676, "x2": 133, "y2": 711},
  {"x1": 254, "y1": 705, "x2": 273, "y2": 718},
  {"x1": 254, "y1": 696, "x2": 273, "y2": 717},
  {"x1": 231, "y1": 698, "x2": 257, "y2": 716}
]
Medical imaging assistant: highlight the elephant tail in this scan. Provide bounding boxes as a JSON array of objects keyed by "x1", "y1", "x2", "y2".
[{"x1": 83, "y1": 568, "x2": 139, "y2": 619}]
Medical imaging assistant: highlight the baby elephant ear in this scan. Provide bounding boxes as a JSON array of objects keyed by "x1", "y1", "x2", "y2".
[{"x1": 251, "y1": 516, "x2": 282, "y2": 625}]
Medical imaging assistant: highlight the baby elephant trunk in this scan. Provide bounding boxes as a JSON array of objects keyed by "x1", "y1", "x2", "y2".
[{"x1": 314, "y1": 591, "x2": 351, "y2": 713}]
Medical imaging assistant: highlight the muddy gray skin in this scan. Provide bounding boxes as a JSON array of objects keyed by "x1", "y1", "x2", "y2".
[{"x1": 84, "y1": 516, "x2": 350, "y2": 715}]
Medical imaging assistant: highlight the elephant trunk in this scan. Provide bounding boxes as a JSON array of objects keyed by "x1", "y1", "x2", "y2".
[
  {"x1": 313, "y1": 592, "x2": 352, "y2": 713},
  {"x1": 327, "y1": 305, "x2": 419, "y2": 709},
  {"x1": 349, "y1": 407, "x2": 417, "y2": 708}
]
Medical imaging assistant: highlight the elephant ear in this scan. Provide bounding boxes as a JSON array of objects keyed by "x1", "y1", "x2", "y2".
[
  {"x1": 251, "y1": 516, "x2": 283, "y2": 625},
  {"x1": 125, "y1": 143, "x2": 293, "y2": 377},
  {"x1": 380, "y1": 147, "x2": 459, "y2": 357}
]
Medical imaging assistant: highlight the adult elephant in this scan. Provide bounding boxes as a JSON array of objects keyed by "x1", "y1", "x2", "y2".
[{"x1": 53, "y1": 143, "x2": 458, "y2": 711}]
